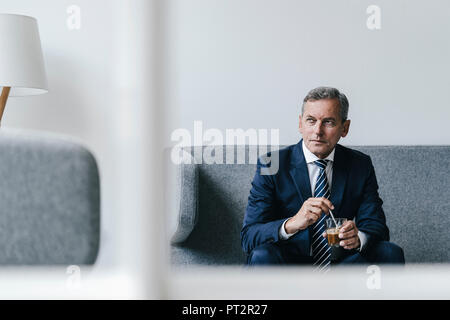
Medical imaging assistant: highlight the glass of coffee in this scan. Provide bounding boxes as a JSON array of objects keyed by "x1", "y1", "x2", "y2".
[{"x1": 325, "y1": 218, "x2": 347, "y2": 247}]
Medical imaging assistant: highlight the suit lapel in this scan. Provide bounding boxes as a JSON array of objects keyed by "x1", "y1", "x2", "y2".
[
  {"x1": 329, "y1": 144, "x2": 349, "y2": 217},
  {"x1": 289, "y1": 140, "x2": 312, "y2": 203},
  {"x1": 289, "y1": 141, "x2": 350, "y2": 215}
]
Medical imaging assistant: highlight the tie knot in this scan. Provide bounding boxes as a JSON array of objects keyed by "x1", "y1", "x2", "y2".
[{"x1": 314, "y1": 159, "x2": 328, "y2": 170}]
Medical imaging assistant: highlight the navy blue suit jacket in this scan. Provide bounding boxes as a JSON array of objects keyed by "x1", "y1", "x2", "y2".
[{"x1": 241, "y1": 140, "x2": 390, "y2": 257}]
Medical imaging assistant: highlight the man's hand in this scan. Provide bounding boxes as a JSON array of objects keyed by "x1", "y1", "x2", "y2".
[
  {"x1": 322, "y1": 220, "x2": 360, "y2": 250},
  {"x1": 284, "y1": 197, "x2": 334, "y2": 234}
]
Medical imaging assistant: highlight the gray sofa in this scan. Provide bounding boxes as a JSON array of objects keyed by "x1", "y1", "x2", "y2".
[
  {"x1": 170, "y1": 144, "x2": 450, "y2": 265},
  {"x1": 0, "y1": 129, "x2": 100, "y2": 265}
]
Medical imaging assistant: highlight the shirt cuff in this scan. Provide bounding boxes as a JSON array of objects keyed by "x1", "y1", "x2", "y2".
[
  {"x1": 358, "y1": 230, "x2": 368, "y2": 251},
  {"x1": 279, "y1": 218, "x2": 298, "y2": 240}
]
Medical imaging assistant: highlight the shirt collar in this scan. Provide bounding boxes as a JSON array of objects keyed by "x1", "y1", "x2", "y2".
[{"x1": 302, "y1": 140, "x2": 335, "y2": 164}]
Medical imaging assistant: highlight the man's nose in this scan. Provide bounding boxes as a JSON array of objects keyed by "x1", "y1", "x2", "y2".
[{"x1": 313, "y1": 122, "x2": 323, "y2": 135}]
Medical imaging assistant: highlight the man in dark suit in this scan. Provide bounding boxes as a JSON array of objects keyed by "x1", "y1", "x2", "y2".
[{"x1": 241, "y1": 87, "x2": 405, "y2": 270}]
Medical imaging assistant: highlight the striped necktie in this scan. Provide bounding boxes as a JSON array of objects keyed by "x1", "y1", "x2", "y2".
[{"x1": 311, "y1": 159, "x2": 331, "y2": 272}]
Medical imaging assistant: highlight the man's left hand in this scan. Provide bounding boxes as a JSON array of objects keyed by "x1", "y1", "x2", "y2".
[{"x1": 338, "y1": 220, "x2": 360, "y2": 250}]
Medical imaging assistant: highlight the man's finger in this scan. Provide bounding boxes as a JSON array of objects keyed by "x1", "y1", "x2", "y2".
[
  {"x1": 309, "y1": 200, "x2": 334, "y2": 216},
  {"x1": 339, "y1": 221, "x2": 355, "y2": 232},
  {"x1": 309, "y1": 203, "x2": 330, "y2": 216},
  {"x1": 339, "y1": 228, "x2": 357, "y2": 240},
  {"x1": 307, "y1": 205, "x2": 322, "y2": 216},
  {"x1": 323, "y1": 197, "x2": 335, "y2": 210},
  {"x1": 340, "y1": 237, "x2": 358, "y2": 248},
  {"x1": 312, "y1": 197, "x2": 335, "y2": 210},
  {"x1": 344, "y1": 240, "x2": 360, "y2": 250}
]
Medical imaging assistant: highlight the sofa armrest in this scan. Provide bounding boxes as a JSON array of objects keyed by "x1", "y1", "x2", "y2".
[
  {"x1": 0, "y1": 129, "x2": 100, "y2": 265},
  {"x1": 170, "y1": 158, "x2": 199, "y2": 244}
]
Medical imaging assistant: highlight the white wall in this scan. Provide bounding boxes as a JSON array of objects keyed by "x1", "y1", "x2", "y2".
[
  {"x1": 1, "y1": 0, "x2": 448, "y2": 251},
  {"x1": 0, "y1": 1, "x2": 167, "y2": 298},
  {"x1": 0, "y1": 0, "x2": 119, "y2": 268},
  {"x1": 0, "y1": 0, "x2": 449, "y2": 297},
  {"x1": 164, "y1": 0, "x2": 450, "y2": 147}
]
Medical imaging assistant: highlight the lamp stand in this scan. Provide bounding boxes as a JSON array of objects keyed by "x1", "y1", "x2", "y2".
[{"x1": 0, "y1": 87, "x2": 11, "y2": 124}]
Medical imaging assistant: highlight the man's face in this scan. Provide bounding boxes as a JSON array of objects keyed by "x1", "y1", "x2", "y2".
[{"x1": 299, "y1": 98, "x2": 350, "y2": 159}]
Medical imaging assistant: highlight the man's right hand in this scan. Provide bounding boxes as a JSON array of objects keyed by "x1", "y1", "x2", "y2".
[{"x1": 284, "y1": 197, "x2": 334, "y2": 234}]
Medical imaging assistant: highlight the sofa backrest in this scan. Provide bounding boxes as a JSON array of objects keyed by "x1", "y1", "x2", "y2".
[
  {"x1": 171, "y1": 144, "x2": 450, "y2": 265},
  {"x1": 171, "y1": 146, "x2": 450, "y2": 265},
  {"x1": 0, "y1": 129, "x2": 100, "y2": 265}
]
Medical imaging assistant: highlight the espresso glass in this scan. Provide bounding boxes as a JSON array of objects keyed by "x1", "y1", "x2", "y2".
[{"x1": 325, "y1": 218, "x2": 347, "y2": 247}]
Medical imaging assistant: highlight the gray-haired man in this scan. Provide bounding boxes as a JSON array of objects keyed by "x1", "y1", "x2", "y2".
[{"x1": 241, "y1": 87, "x2": 405, "y2": 268}]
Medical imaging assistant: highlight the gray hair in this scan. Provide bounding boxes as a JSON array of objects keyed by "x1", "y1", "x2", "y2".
[{"x1": 301, "y1": 86, "x2": 349, "y2": 122}]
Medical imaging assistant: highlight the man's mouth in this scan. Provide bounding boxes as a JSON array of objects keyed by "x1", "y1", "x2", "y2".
[{"x1": 311, "y1": 140, "x2": 326, "y2": 144}]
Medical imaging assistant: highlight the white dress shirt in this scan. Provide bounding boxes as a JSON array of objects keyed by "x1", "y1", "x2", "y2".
[{"x1": 279, "y1": 141, "x2": 367, "y2": 251}]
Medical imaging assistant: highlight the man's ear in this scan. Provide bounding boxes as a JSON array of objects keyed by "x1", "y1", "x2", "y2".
[
  {"x1": 298, "y1": 115, "x2": 303, "y2": 134},
  {"x1": 341, "y1": 119, "x2": 351, "y2": 137}
]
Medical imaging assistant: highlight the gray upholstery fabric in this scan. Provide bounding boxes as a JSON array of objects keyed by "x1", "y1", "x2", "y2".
[
  {"x1": 0, "y1": 129, "x2": 100, "y2": 265},
  {"x1": 352, "y1": 146, "x2": 449, "y2": 263},
  {"x1": 170, "y1": 161, "x2": 199, "y2": 244},
  {"x1": 171, "y1": 145, "x2": 450, "y2": 265}
]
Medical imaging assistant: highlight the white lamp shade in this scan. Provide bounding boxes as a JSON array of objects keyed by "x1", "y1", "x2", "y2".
[{"x1": 0, "y1": 14, "x2": 48, "y2": 97}]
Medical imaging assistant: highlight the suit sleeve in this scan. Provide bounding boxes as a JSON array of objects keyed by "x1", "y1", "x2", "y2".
[
  {"x1": 240, "y1": 157, "x2": 286, "y2": 255},
  {"x1": 355, "y1": 157, "x2": 390, "y2": 250}
]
